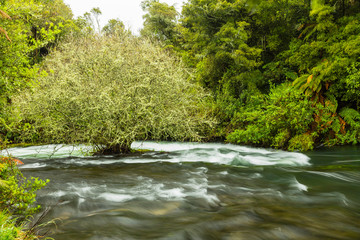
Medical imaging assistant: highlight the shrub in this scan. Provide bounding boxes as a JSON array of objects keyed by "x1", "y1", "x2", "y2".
[
  {"x1": 13, "y1": 33, "x2": 215, "y2": 153},
  {"x1": 288, "y1": 133, "x2": 314, "y2": 151},
  {"x1": 225, "y1": 81, "x2": 356, "y2": 151},
  {"x1": 0, "y1": 157, "x2": 48, "y2": 217},
  {"x1": 226, "y1": 83, "x2": 315, "y2": 150},
  {"x1": 338, "y1": 107, "x2": 360, "y2": 144}
]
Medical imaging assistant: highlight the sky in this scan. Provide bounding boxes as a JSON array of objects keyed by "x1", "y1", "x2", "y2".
[{"x1": 62, "y1": 0, "x2": 185, "y2": 34}]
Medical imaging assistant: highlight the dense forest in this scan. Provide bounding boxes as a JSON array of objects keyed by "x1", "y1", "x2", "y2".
[
  {"x1": 141, "y1": 0, "x2": 360, "y2": 151},
  {"x1": 1, "y1": 0, "x2": 360, "y2": 238}
]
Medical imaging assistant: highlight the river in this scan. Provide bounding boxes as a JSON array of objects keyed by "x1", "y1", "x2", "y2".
[{"x1": 5, "y1": 142, "x2": 360, "y2": 239}]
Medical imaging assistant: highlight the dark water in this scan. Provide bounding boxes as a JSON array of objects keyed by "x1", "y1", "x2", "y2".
[{"x1": 5, "y1": 142, "x2": 360, "y2": 239}]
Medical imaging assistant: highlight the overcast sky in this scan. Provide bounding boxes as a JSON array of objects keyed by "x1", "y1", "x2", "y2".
[{"x1": 63, "y1": 0, "x2": 185, "y2": 34}]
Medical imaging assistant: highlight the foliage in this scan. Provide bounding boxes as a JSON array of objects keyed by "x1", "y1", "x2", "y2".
[
  {"x1": 0, "y1": 156, "x2": 48, "y2": 217},
  {"x1": 0, "y1": 0, "x2": 75, "y2": 143},
  {"x1": 287, "y1": 8, "x2": 360, "y2": 108},
  {"x1": 102, "y1": 18, "x2": 125, "y2": 36},
  {"x1": 0, "y1": 210, "x2": 22, "y2": 240},
  {"x1": 226, "y1": 83, "x2": 350, "y2": 151},
  {"x1": 180, "y1": 0, "x2": 262, "y2": 97},
  {"x1": 164, "y1": 0, "x2": 360, "y2": 151},
  {"x1": 248, "y1": 0, "x2": 309, "y2": 63},
  {"x1": 0, "y1": 209, "x2": 43, "y2": 240},
  {"x1": 178, "y1": 0, "x2": 310, "y2": 98},
  {"x1": 13, "y1": 33, "x2": 215, "y2": 153},
  {"x1": 83, "y1": 7, "x2": 102, "y2": 34},
  {"x1": 226, "y1": 83, "x2": 317, "y2": 150},
  {"x1": 141, "y1": 0, "x2": 178, "y2": 44},
  {"x1": 1, "y1": 0, "x2": 360, "y2": 152},
  {"x1": 339, "y1": 107, "x2": 360, "y2": 144}
]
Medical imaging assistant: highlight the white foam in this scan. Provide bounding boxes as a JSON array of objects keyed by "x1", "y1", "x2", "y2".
[
  {"x1": 132, "y1": 141, "x2": 310, "y2": 167},
  {"x1": 292, "y1": 177, "x2": 308, "y2": 192},
  {"x1": 130, "y1": 178, "x2": 188, "y2": 202},
  {"x1": 66, "y1": 159, "x2": 120, "y2": 166},
  {"x1": 3, "y1": 141, "x2": 311, "y2": 167},
  {"x1": 61, "y1": 171, "x2": 218, "y2": 205},
  {"x1": 156, "y1": 187, "x2": 186, "y2": 200},
  {"x1": 98, "y1": 193, "x2": 134, "y2": 202},
  {"x1": 1, "y1": 144, "x2": 92, "y2": 159},
  {"x1": 19, "y1": 163, "x2": 47, "y2": 169},
  {"x1": 49, "y1": 190, "x2": 67, "y2": 197}
]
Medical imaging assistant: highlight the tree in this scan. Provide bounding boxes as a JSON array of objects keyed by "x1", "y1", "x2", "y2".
[
  {"x1": 83, "y1": 7, "x2": 102, "y2": 34},
  {"x1": 249, "y1": 0, "x2": 309, "y2": 64},
  {"x1": 173, "y1": 0, "x2": 360, "y2": 150},
  {"x1": 102, "y1": 18, "x2": 125, "y2": 36},
  {"x1": 13, "y1": 33, "x2": 215, "y2": 154},
  {"x1": 141, "y1": 0, "x2": 178, "y2": 44},
  {"x1": 228, "y1": 0, "x2": 360, "y2": 150},
  {"x1": 179, "y1": 0, "x2": 262, "y2": 100}
]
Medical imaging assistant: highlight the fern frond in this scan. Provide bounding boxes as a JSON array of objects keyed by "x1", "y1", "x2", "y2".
[
  {"x1": 339, "y1": 107, "x2": 360, "y2": 127},
  {"x1": 292, "y1": 74, "x2": 309, "y2": 90}
]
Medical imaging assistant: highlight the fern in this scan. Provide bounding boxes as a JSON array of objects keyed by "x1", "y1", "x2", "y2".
[
  {"x1": 339, "y1": 107, "x2": 360, "y2": 126},
  {"x1": 292, "y1": 73, "x2": 322, "y2": 97},
  {"x1": 339, "y1": 107, "x2": 360, "y2": 144}
]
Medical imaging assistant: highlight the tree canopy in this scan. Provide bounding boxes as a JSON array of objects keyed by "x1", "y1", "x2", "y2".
[
  {"x1": 146, "y1": 0, "x2": 360, "y2": 150},
  {"x1": 141, "y1": 0, "x2": 178, "y2": 43}
]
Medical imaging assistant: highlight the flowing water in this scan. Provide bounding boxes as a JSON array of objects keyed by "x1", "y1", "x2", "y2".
[{"x1": 4, "y1": 142, "x2": 360, "y2": 239}]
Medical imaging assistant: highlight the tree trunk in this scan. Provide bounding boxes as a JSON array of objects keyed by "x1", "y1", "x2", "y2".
[{"x1": 99, "y1": 143, "x2": 132, "y2": 154}]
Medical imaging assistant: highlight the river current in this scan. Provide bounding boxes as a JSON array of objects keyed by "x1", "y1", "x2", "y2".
[{"x1": 4, "y1": 142, "x2": 360, "y2": 239}]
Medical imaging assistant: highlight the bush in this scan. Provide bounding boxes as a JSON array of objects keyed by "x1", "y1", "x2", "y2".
[
  {"x1": 338, "y1": 107, "x2": 360, "y2": 144},
  {"x1": 0, "y1": 157, "x2": 48, "y2": 217},
  {"x1": 225, "y1": 80, "x2": 356, "y2": 151},
  {"x1": 288, "y1": 133, "x2": 314, "y2": 151},
  {"x1": 226, "y1": 83, "x2": 316, "y2": 149},
  {"x1": 13, "y1": 33, "x2": 215, "y2": 153}
]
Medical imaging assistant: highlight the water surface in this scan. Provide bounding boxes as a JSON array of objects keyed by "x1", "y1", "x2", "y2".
[{"x1": 5, "y1": 142, "x2": 360, "y2": 239}]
